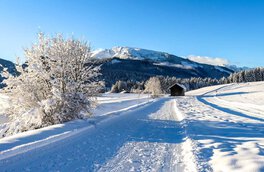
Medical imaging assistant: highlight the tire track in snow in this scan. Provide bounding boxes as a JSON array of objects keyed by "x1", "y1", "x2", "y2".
[
  {"x1": 173, "y1": 98, "x2": 201, "y2": 172},
  {"x1": 98, "y1": 98, "x2": 185, "y2": 172}
]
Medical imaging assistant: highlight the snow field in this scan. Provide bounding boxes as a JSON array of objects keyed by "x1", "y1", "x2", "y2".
[{"x1": 183, "y1": 81, "x2": 264, "y2": 171}]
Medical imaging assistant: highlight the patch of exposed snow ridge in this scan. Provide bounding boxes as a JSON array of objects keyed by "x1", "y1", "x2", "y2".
[{"x1": 154, "y1": 62, "x2": 194, "y2": 69}]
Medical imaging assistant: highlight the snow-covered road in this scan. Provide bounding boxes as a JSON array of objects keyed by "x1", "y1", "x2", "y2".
[{"x1": 0, "y1": 98, "x2": 188, "y2": 172}]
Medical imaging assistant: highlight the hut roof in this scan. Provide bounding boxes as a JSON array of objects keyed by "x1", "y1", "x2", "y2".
[{"x1": 168, "y1": 83, "x2": 186, "y2": 91}]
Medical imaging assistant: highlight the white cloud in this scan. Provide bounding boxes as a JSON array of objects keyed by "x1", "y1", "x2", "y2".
[{"x1": 187, "y1": 55, "x2": 229, "y2": 66}]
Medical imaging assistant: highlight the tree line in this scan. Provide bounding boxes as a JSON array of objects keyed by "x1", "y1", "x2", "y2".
[{"x1": 110, "y1": 67, "x2": 264, "y2": 95}]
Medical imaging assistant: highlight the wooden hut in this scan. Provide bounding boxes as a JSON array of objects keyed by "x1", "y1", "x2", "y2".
[{"x1": 169, "y1": 83, "x2": 186, "y2": 96}]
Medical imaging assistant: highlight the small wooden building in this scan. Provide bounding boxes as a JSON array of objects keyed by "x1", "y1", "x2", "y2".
[{"x1": 169, "y1": 83, "x2": 186, "y2": 96}]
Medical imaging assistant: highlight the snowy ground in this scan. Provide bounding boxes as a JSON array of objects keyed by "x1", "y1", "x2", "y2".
[
  {"x1": 1, "y1": 82, "x2": 264, "y2": 171},
  {"x1": 185, "y1": 82, "x2": 264, "y2": 171}
]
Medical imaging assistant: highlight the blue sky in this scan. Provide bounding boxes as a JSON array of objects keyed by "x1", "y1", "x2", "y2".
[{"x1": 0, "y1": 0, "x2": 263, "y2": 67}]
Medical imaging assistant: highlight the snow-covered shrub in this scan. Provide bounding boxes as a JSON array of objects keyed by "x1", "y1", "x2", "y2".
[
  {"x1": 110, "y1": 80, "x2": 128, "y2": 93},
  {"x1": 144, "y1": 77, "x2": 163, "y2": 97},
  {"x1": 4, "y1": 33, "x2": 102, "y2": 135}
]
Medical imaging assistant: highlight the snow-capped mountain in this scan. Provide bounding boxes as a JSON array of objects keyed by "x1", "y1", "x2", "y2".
[
  {"x1": 92, "y1": 47, "x2": 236, "y2": 72},
  {"x1": 91, "y1": 47, "x2": 236, "y2": 87}
]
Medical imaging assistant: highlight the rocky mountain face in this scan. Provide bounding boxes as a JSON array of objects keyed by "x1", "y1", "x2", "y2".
[{"x1": 0, "y1": 58, "x2": 18, "y2": 88}]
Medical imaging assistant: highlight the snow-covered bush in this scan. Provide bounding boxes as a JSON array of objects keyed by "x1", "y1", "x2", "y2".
[
  {"x1": 4, "y1": 33, "x2": 101, "y2": 135},
  {"x1": 144, "y1": 77, "x2": 163, "y2": 97},
  {"x1": 110, "y1": 80, "x2": 128, "y2": 93}
]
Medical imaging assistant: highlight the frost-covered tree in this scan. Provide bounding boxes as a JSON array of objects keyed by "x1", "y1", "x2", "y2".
[
  {"x1": 219, "y1": 77, "x2": 228, "y2": 84},
  {"x1": 110, "y1": 80, "x2": 127, "y2": 93},
  {"x1": 261, "y1": 68, "x2": 264, "y2": 81},
  {"x1": 245, "y1": 70, "x2": 255, "y2": 82},
  {"x1": 226, "y1": 67, "x2": 264, "y2": 84},
  {"x1": 4, "y1": 33, "x2": 101, "y2": 135},
  {"x1": 144, "y1": 77, "x2": 162, "y2": 97},
  {"x1": 255, "y1": 67, "x2": 262, "y2": 81}
]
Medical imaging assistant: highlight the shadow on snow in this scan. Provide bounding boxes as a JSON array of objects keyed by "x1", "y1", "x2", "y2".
[
  {"x1": 201, "y1": 91, "x2": 256, "y2": 97},
  {"x1": 197, "y1": 96, "x2": 264, "y2": 122}
]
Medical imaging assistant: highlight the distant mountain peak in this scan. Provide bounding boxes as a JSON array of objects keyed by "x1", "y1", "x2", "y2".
[{"x1": 91, "y1": 46, "x2": 171, "y2": 61}]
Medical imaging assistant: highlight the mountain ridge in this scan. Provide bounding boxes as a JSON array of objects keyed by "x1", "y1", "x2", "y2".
[
  {"x1": 91, "y1": 46, "x2": 247, "y2": 71},
  {"x1": 91, "y1": 47, "x2": 236, "y2": 87}
]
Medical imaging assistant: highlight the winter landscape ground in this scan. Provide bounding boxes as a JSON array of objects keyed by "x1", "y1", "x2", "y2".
[{"x1": 0, "y1": 81, "x2": 263, "y2": 171}]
